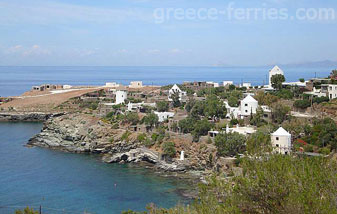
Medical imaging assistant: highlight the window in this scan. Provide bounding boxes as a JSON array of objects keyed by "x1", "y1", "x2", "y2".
[
  {"x1": 245, "y1": 104, "x2": 248, "y2": 106},
  {"x1": 276, "y1": 144, "x2": 279, "y2": 147},
  {"x1": 276, "y1": 137, "x2": 279, "y2": 140},
  {"x1": 245, "y1": 110, "x2": 248, "y2": 113}
]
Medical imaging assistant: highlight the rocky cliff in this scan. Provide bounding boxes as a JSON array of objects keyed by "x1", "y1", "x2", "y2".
[
  {"x1": 28, "y1": 113, "x2": 190, "y2": 172},
  {"x1": 0, "y1": 112, "x2": 64, "y2": 122},
  {"x1": 28, "y1": 113, "x2": 140, "y2": 153}
]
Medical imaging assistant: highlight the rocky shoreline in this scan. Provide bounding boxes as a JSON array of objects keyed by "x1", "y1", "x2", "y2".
[
  {"x1": 27, "y1": 113, "x2": 196, "y2": 173},
  {"x1": 0, "y1": 112, "x2": 64, "y2": 122}
]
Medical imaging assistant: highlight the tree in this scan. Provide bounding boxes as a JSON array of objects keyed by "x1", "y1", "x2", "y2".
[
  {"x1": 204, "y1": 95, "x2": 226, "y2": 119},
  {"x1": 229, "y1": 84, "x2": 236, "y2": 90},
  {"x1": 178, "y1": 117, "x2": 196, "y2": 134},
  {"x1": 228, "y1": 96, "x2": 239, "y2": 107},
  {"x1": 170, "y1": 91, "x2": 181, "y2": 108},
  {"x1": 271, "y1": 74, "x2": 286, "y2": 90},
  {"x1": 305, "y1": 118, "x2": 337, "y2": 150},
  {"x1": 15, "y1": 207, "x2": 38, "y2": 214},
  {"x1": 293, "y1": 99, "x2": 311, "y2": 109},
  {"x1": 299, "y1": 78, "x2": 305, "y2": 83},
  {"x1": 271, "y1": 103, "x2": 290, "y2": 124},
  {"x1": 162, "y1": 142, "x2": 176, "y2": 158},
  {"x1": 143, "y1": 113, "x2": 159, "y2": 129},
  {"x1": 249, "y1": 107, "x2": 266, "y2": 127},
  {"x1": 255, "y1": 91, "x2": 279, "y2": 106},
  {"x1": 156, "y1": 101, "x2": 169, "y2": 112},
  {"x1": 124, "y1": 112, "x2": 139, "y2": 125},
  {"x1": 192, "y1": 119, "x2": 212, "y2": 142},
  {"x1": 185, "y1": 99, "x2": 196, "y2": 113},
  {"x1": 131, "y1": 155, "x2": 337, "y2": 214},
  {"x1": 246, "y1": 129, "x2": 272, "y2": 155},
  {"x1": 215, "y1": 132, "x2": 246, "y2": 157}
]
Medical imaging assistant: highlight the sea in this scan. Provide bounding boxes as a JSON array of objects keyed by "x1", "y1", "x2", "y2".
[
  {"x1": 0, "y1": 66, "x2": 333, "y2": 213},
  {"x1": 0, "y1": 66, "x2": 333, "y2": 97}
]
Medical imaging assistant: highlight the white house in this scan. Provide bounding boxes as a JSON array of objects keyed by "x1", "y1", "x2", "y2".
[
  {"x1": 241, "y1": 83, "x2": 252, "y2": 88},
  {"x1": 224, "y1": 101, "x2": 240, "y2": 119},
  {"x1": 115, "y1": 90, "x2": 127, "y2": 104},
  {"x1": 154, "y1": 111, "x2": 175, "y2": 122},
  {"x1": 304, "y1": 87, "x2": 327, "y2": 98},
  {"x1": 206, "y1": 81, "x2": 220, "y2": 88},
  {"x1": 269, "y1": 65, "x2": 284, "y2": 88},
  {"x1": 239, "y1": 95, "x2": 258, "y2": 117},
  {"x1": 271, "y1": 127, "x2": 292, "y2": 155},
  {"x1": 105, "y1": 82, "x2": 120, "y2": 87},
  {"x1": 129, "y1": 81, "x2": 143, "y2": 88},
  {"x1": 223, "y1": 81, "x2": 234, "y2": 87},
  {"x1": 209, "y1": 124, "x2": 256, "y2": 137},
  {"x1": 127, "y1": 102, "x2": 156, "y2": 112},
  {"x1": 63, "y1": 85, "x2": 72, "y2": 89},
  {"x1": 328, "y1": 84, "x2": 337, "y2": 100},
  {"x1": 168, "y1": 84, "x2": 187, "y2": 101}
]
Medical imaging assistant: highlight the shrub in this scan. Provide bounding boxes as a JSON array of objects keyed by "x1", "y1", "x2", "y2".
[
  {"x1": 162, "y1": 142, "x2": 176, "y2": 158},
  {"x1": 215, "y1": 132, "x2": 246, "y2": 157},
  {"x1": 156, "y1": 101, "x2": 169, "y2": 112},
  {"x1": 121, "y1": 131, "x2": 131, "y2": 142},
  {"x1": 137, "y1": 133, "x2": 146, "y2": 143},
  {"x1": 294, "y1": 99, "x2": 311, "y2": 109}
]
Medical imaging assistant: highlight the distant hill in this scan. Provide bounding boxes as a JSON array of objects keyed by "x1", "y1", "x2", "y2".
[{"x1": 278, "y1": 60, "x2": 337, "y2": 68}]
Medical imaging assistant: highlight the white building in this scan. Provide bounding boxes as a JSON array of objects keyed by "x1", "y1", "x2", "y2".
[
  {"x1": 269, "y1": 65, "x2": 284, "y2": 88},
  {"x1": 115, "y1": 90, "x2": 127, "y2": 104},
  {"x1": 206, "y1": 81, "x2": 220, "y2": 88},
  {"x1": 127, "y1": 102, "x2": 156, "y2": 112},
  {"x1": 224, "y1": 101, "x2": 240, "y2": 119},
  {"x1": 154, "y1": 111, "x2": 175, "y2": 122},
  {"x1": 271, "y1": 127, "x2": 292, "y2": 155},
  {"x1": 168, "y1": 84, "x2": 187, "y2": 101},
  {"x1": 105, "y1": 82, "x2": 120, "y2": 87},
  {"x1": 304, "y1": 87, "x2": 327, "y2": 98},
  {"x1": 209, "y1": 124, "x2": 256, "y2": 137},
  {"x1": 63, "y1": 85, "x2": 72, "y2": 89},
  {"x1": 328, "y1": 84, "x2": 337, "y2": 100},
  {"x1": 129, "y1": 81, "x2": 143, "y2": 88},
  {"x1": 223, "y1": 81, "x2": 234, "y2": 87},
  {"x1": 239, "y1": 95, "x2": 258, "y2": 117},
  {"x1": 241, "y1": 83, "x2": 252, "y2": 88}
]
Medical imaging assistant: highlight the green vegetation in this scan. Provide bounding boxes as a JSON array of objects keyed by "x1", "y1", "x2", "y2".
[
  {"x1": 142, "y1": 113, "x2": 159, "y2": 129},
  {"x1": 293, "y1": 99, "x2": 311, "y2": 109},
  {"x1": 156, "y1": 101, "x2": 169, "y2": 112},
  {"x1": 162, "y1": 142, "x2": 176, "y2": 158},
  {"x1": 190, "y1": 95, "x2": 227, "y2": 119},
  {"x1": 271, "y1": 103, "x2": 290, "y2": 124},
  {"x1": 246, "y1": 128, "x2": 272, "y2": 155},
  {"x1": 170, "y1": 91, "x2": 181, "y2": 108},
  {"x1": 249, "y1": 107, "x2": 267, "y2": 127},
  {"x1": 123, "y1": 112, "x2": 140, "y2": 125},
  {"x1": 215, "y1": 132, "x2": 246, "y2": 157},
  {"x1": 15, "y1": 207, "x2": 38, "y2": 214},
  {"x1": 255, "y1": 91, "x2": 279, "y2": 106},
  {"x1": 128, "y1": 155, "x2": 337, "y2": 214},
  {"x1": 302, "y1": 118, "x2": 337, "y2": 151},
  {"x1": 192, "y1": 119, "x2": 213, "y2": 142},
  {"x1": 271, "y1": 74, "x2": 285, "y2": 90}
]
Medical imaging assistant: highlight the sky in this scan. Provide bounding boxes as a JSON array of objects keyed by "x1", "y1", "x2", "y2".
[{"x1": 0, "y1": 0, "x2": 336, "y2": 66}]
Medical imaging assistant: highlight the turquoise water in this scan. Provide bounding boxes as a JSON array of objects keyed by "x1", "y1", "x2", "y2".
[
  {"x1": 0, "y1": 66, "x2": 333, "y2": 97},
  {"x1": 0, "y1": 122, "x2": 188, "y2": 214}
]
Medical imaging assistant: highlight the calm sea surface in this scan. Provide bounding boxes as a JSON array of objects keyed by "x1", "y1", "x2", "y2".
[
  {"x1": 0, "y1": 66, "x2": 333, "y2": 97},
  {"x1": 0, "y1": 122, "x2": 189, "y2": 214}
]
